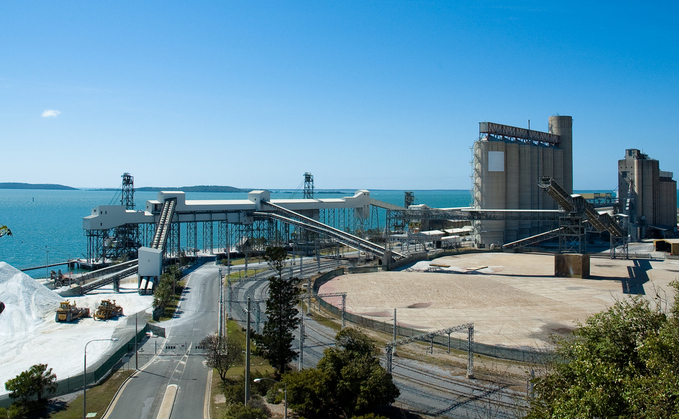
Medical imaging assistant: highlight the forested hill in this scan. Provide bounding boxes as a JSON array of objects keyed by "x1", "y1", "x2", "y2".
[
  {"x1": 136, "y1": 185, "x2": 247, "y2": 192},
  {"x1": 0, "y1": 182, "x2": 76, "y2": 190}
]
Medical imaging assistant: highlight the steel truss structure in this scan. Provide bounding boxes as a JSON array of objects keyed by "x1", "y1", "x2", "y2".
[
  {"x1": 87, "y1": 204, "x2": 380, "y2": 265},
  {"x1": 479, "y1": 121, "x2": 560, "y2": 146},
  {"x1": 89, "y1": 172, "x2": 141, "y2": 262},
  {"x1": 610, "y1": 234, "x2": 629, "y2": 259},
  {"x1": 385, "y1": 323, "x2": 474, "y2": 378},
  {"x1": 558, "y1": 214, "x2": 586, "y2": 254},
  {"x1": 304, "y1": 292, "x2": 347, "y2": 328},
  {"x1": 540, "y1": 176, "x2": 624, "y2": 254},
  {"x1": 303, "y1": 172, "x2": 314, "y2": 199}
]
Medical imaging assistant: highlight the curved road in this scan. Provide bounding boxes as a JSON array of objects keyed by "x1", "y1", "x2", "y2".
[
  {"x1": 105, "y1": 263, "x2": 221, "y2": 419},
  {"x1": 106, "y1": 256, "x2": 525, "y2": 418}
]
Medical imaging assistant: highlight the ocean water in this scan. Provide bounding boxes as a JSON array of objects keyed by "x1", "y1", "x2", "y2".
[{"x1": 0, "y1": 188, "x2": 473, "y2": 277}]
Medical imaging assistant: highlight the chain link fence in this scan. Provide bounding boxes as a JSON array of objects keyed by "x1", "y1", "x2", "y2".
[{"x1": 0, "y1": 323, "x2": 152, "y2": 408}]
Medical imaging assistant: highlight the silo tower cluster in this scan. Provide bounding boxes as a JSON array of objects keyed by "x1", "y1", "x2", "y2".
[{"x1": 472, "y1": 116, "x2": 573, "y2": 246}]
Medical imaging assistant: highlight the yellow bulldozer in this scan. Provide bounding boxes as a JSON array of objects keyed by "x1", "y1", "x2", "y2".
[
  {"x1": 55, "y1": 301, "x2": 90, "y2": 322},
  {"x1": 93, "y1": 299, "x2": 123, "y2": 320}
]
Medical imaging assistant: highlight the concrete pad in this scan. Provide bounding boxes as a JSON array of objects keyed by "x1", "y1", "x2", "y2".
[{"x1": 319, "y1": 253, "x2": 679, "y2": 349}]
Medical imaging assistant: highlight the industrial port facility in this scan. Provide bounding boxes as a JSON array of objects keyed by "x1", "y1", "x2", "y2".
[
  {"x1": 3, "y1": 115, "x2": 678, "y2": 417},
  {"x1": 80, "y1": 115, "x2": 677, "y2": 275}
]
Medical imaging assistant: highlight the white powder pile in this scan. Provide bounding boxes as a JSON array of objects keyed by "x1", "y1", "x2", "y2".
[{"x1": 0, "y1": 262, "x2": 63, "y2": 338}]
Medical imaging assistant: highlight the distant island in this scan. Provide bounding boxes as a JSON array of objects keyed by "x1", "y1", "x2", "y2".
[
  {"x1": 136, "y1": 185, "x2": 247, "y2": 192},
  {"x1": 0, "y1": 183, "x2": 248, "y2": 192},
  {"x1": 88, "y1": 185, "x2": 249, "y2": 193},
  {"x1": 0, "y1": 182, "x2": 77, "y2": 190}
]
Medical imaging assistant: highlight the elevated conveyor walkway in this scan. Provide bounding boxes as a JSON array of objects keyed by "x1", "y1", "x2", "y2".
[
  {"x1": 54, "y1": 260, "x2": 139, "y2": 295},
  {"x1": 502, "y1": 228, "x2": 562, "y2": 250},
  {"x1": 369, "y1": 199, "x2": 406, "y2": 211},
  {"x1": 539, "y1": 177, "x2": 623, "y2": 237},
  {"x1": 80, "y1": 265, "x2": 138, "y2": 294},
  {"x1": 151, "y1": 198, "x2": 176, "y2": 250},
  {"x1": 260, "y1": 201, "x2": 405, "y2": 259}
]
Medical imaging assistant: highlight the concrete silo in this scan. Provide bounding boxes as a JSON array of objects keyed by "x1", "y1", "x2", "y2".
[
  {"x1": 618, "y1": 149, "x2": 677, "y2": 239},
  {"x1": 472, "y1": 116, "x2": 573, "y2": 246}
]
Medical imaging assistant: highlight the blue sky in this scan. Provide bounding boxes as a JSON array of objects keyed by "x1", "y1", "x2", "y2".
[{"x1": 2, "y1": 1, "x2": 677, "y2": 190}]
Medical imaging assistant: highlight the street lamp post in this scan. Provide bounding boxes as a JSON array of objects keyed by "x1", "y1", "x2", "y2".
[
  {"x1": 253, "y1": 378, "x2": 287, "y2": 419},
  {"x1": 84, "y1": 338, "x2": 118, "y2": 419}
]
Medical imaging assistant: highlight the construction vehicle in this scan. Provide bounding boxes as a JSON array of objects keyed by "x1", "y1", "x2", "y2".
[
  {"x1": 55, "y1": 301, "x2": 90, "y2": 322},
  {"x1": 93, "y1": 299, "x2": 123, "y2": 320}
]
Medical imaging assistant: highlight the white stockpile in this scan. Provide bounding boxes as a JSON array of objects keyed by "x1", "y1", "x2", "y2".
[
  {"x1": 0, "y1": 262, "x2": 153, "y2": 396},
  {"x1": 0, "y1": 262, "x2": 63, "y2": 338}
]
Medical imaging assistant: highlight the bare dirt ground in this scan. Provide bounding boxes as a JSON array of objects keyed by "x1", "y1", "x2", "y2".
[{"x1": 319, "y1": 251, "x2": 679, "y2": 350}]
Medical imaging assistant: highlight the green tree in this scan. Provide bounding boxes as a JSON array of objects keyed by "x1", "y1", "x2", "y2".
[
  {"x1": 200, "y1": 334, "x2": 244, "y2": 382},
  {"x1": 263, "y1": 246, "x2": 287, "y2": 277},
  {"x1": 258, "y1": 247, "x2": 299, "y2": 374},
  {"x1": 282, "y1": 368, "x2": 329, "y2": 418},
  {"x1": 152, "y1": 278, "x2": 172, "y2": 310},
  {"x1": 285, "y1": 328, "x2": 400, "y2": 419},
  {"x1": 4, "y1": 364, "x2": 57, "y2": 404},
  {"x1": 527, "y1": 281, "x2": 679, "y2": 418},
  {"x1": 152, "y1": 269, "x2": 180, "y2": 310}
]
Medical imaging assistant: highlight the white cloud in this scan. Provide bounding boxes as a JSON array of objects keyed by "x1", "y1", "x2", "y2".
[{"x1": 41, "y1": 109, "x2": 61, "y2": 118}]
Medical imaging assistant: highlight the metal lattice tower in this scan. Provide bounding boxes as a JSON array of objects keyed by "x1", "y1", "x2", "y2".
[
  {"x1": 121, "y1": 172, "x2": 135, "y2": 210},
  {"x1": 303, "y1": 172, "x2": 314, "y2": 199},
  {"x1": 111, "y1": 173, "x2": 140, "y2": 261},
  {"x1": 404, "y1": 191, "x2": 415, "y2": 208}
]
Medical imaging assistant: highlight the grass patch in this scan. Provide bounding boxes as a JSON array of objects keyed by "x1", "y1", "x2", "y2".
[
  {"x1": 209, "y1": 320, "x2": 276, "y2": 415},
  {"x1": 48, "y1": 369, "x2": 134, "y2": 419},
  {"x1": 305, "y1": 310, "x2": 342, "y2": 333},
  {"x1": 225, "y1": 268, "x2": 267, "y2": 280}
]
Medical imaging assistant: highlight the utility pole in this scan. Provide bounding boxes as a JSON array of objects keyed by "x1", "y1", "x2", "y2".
[
  {"x1": 227, "y1": 277, "x2": 232, "y2": 319},
  {"x1": 315, "y1": 239, "x2": 321, "y2": 272},
  {"x1": 306, "y1": 278, "x2": 311, "y2": 315},
  {"x1": 219, "y1": 268, "x2": 224, "y2": 340},
  {"x1": 299, "y1": 313, "x2": 305, "y2": 370},
  {"x1": 227, "y1": 223, "x2": 231, "y2": 277},
  {"x1": 393, "y1": 308, "x2": 397, "y2": 356},
  {"x1": 135, "y1": 313, "x2": 139, "y2": 369},
  {"x1": 245, "y1": 297, "x2": 251, "y2": 406}
]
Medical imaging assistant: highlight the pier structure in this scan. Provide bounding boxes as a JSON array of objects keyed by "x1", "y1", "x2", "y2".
[
  {"x1": 84, "y1": 181, "x2": 619, "y2": 277},
  {"x1": 83, "y1": 189, "x2": 390, "y2": 266}
]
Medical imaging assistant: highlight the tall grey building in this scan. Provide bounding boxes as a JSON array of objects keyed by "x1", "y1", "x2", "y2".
[
  {"x1": 472, "y1": 115, "x2": 572, "y2": 246},
  {"x1": 618, "y1": 149, "x2": 677, "y2": 239}
]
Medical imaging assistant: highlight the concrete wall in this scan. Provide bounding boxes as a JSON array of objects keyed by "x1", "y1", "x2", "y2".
[{"x1": 554, "y1": 253, "x2": 590, "y2": 278}]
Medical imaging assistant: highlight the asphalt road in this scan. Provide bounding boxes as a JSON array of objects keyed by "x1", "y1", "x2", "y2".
[
  {"x1": 106, "y1": 255, "x2": 524, "y2": 418},
  {"x1": 105, "y1": 263, "x2": 220, "y2": 419}
]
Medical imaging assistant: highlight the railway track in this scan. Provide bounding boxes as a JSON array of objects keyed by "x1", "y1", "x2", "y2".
[{"x1": 226, "y1": 259, "x2": 527, "y2": 418}]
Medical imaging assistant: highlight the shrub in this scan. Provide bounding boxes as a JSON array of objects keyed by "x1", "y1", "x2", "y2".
[{"x1": 222, "y1": 402, "x2": 267, "y2": 419}]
